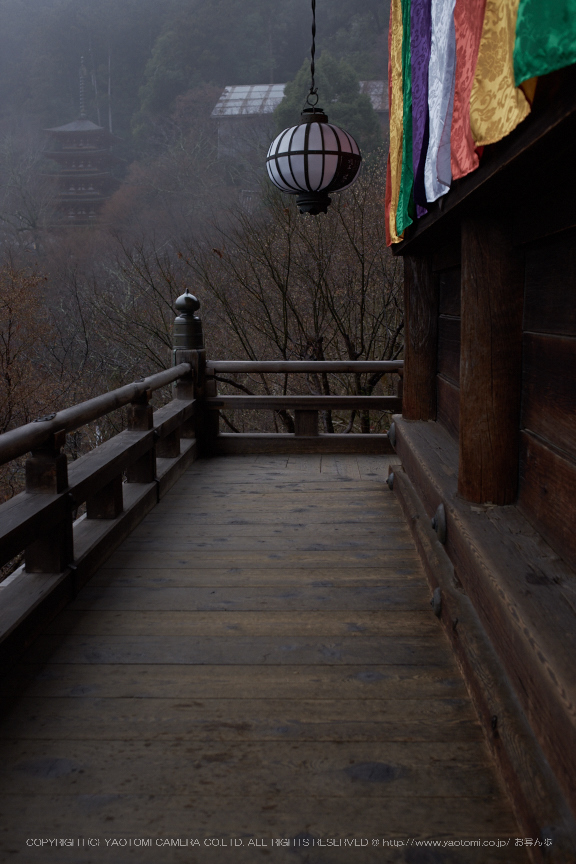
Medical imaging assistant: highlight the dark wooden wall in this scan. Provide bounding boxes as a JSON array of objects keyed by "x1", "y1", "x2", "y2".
[
  {"x1": 434, "y1": 246, "x2": 461, "y2": 441},
  {"x1": 519, "y1": 226, "x2": 576, "y2": 571}
]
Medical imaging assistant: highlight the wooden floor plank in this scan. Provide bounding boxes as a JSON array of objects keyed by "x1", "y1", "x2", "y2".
[
  {"x1": 0, "y1": 795, "x2": 527, "y2": 860},
  {"x1": 86, "y1": 566, "x2": 424, "y2": 586},
  {"x1": 43, "y1": 610, "x2": 440, "y2": 638},
  {"x1": 2, "y1": 663, "x2": 471, "y2": 701},
  {"x1": 0, "y1": 739, "x2": 502, "y2": 798},
  {"x1": 22, "y1": 634, "x2": 454, "y2": 667},
  {"x1": 102, "y1": 550, "x2": 421, "y2": 570},
  {"x1": 66, "y1": 584, "x2": 430, "y2": 612},
  {"x1": 130, "y1": 523, "x2": 409, "y2": 540},
  {"x1": 0, "y1": 454, "x2": 526, "y2": 857},
  {"x1": 0, "y1": 697, "x2": 482, "y2": 743}
]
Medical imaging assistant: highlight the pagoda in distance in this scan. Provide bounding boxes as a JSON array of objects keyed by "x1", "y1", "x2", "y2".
[{"x1": 44, "y1": 59, "x2": 122, "y2": 224}]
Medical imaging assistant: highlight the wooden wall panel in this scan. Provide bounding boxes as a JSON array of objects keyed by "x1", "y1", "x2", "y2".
[
  {"x1": 518, "y1": 431, "x2": 576, "y2": 572},
  {"x1": 437, "y1": 376, "x2": 460, "y2": 441},
  {"x1": 436, "y1": 266, "x2": 461, "y2": 442},
  {"x1": 437, "y1": 316, "x2": 461, "y2": 385},
  {"x1": 438, "y1": 267, "x2": 461, "y2": 317},
  {"x1": 403, "y1": 256, "x2": 438, "y2": 421},
  {"x1": 459, "y1": 218, "x2": 525, "y2": 504},
  {"x1": 522, "y1": 333, "x2": 576, "y2": 462},
  {"x1": 524, "y1": 228, "x2": 576, "y2": 336}
]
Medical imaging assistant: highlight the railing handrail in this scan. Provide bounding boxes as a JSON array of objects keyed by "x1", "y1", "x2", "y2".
[
  {"x1": 207, "y1": 360, "x2": 404, "y2": 373},
  {"x1": 0, "y1": 363, "x2": 191, "y2": 467},
  {"x1": 207, "y1": 395, "x2": 402, "y2": 410}
]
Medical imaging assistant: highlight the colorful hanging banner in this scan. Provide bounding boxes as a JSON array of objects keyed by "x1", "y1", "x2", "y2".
[
  {"x1": 514, "y1": 0, "x2": 576, "y2": 85},
  {"x1": 410, "y1": 0, "x2": 432, "y2": 217},
  {"x1": 469, "y1": 0, "x2": 530, "y2": 147},
  {"x1": 386, "y1": 0, "x2": 576, "y2": 244},
  {"x1": 387, "y1": 0, "x2": 405, "y2": 244},
  {"x1": 424, "y1": 0, "x2": 457, "y2": 202},
  {"x1": 450, "y1": 0, "x2": 486, "y2": 179},
  {"x1": 397, "y1": 0, "x2": 416, "y2": 235}
]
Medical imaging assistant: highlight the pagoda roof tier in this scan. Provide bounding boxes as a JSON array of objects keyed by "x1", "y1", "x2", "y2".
[
  {"x1": 45, "y1": 118, "x2": 121, "y2": 143},
  {"x1": 56, "y1": 192, "x2": 113, "y2": 199},
  {"x1": 54, "y1": 198, "x2": 110, "y2": 206},
  {"x1": 44, "y1": 150, "x2": 125, "y2": 163},
  {"x1": 50, "y1": 171, "x2": 122, "y2": 179}
]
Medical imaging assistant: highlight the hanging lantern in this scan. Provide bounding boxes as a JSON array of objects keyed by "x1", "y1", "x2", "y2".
[{"x1": 265, "y1": 1, "x2": 362, "y2": 216}]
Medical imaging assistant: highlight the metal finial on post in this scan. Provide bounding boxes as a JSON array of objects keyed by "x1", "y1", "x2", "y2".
[{"x1": 173, "y1": 289, "x2": 204, "y2": 352}]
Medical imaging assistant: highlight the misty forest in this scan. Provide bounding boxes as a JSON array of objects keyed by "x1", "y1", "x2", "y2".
[{"x1": 0, "y1": 0, "x2": 400, "y2": 502}]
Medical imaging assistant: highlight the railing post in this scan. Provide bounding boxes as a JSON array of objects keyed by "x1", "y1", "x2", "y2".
[
  {"x1": 172, "y1": 290, "x2": 214, "y2": 455},
  {"x1": 294, "y1": 410, "x2": 319, "y2": 436},
  {"x1": 24, "y1": 427, "x2": 73, "y2": 573},
  {"x1": 126, "y1": 390, "x2": 156, "y2": 483}
]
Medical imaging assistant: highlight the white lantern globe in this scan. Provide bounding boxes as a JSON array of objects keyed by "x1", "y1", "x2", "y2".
[{"x1": 266, "y1": 107, "x2": 362, "y2": 215}]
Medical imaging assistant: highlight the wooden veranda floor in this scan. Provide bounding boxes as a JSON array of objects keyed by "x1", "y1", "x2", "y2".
[{"x1": 0, "y1": 455, "x2": 528, "y2": 863}]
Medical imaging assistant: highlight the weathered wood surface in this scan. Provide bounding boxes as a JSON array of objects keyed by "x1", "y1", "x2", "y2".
[
  {"x1": 523, "y1": 228, "x2": 576, "y2": 337},
  {"x1": 459, "y1": 218, "x2": 525, "y2": 504},
  {"x1": 518, "y1": 430, "x2": 576, "y2": 572},
  {"x1": 0, "y1": 455, "x2": 526, "y2": 861},
  {"x1": 438, "y1": 266, "x2": 461, "y2": 316},
  {"x1": 392, "y1": 460, "x2": 576, "y2": 859},
  {"x1": 394, "y1": 416, "x2": 576, "y2": 833},
  {"x1": 207, "y1": 361, "x2": 404, "y2": 373},
  {"x1": 521, "y1": 333, "x2": 576, "y2": 462},
  {"x1": 437, "y1": 315, "x2": 461, "y2": 386},
  {"x1": 214, "y1": 433, "x2": 395, "y2": 455},
  {"x1": 207, "y1": 395, "x2": 402, "y2": 410},
  {"x1": 437, "y1": 375, "x2": 460, "y2": 441},
  {"x1": 402, "y1": 255, "x2": 438, "y2": 421}
]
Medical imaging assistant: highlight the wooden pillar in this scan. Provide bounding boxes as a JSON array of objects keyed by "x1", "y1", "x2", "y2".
[
  {"x1": 174, "y1": 348, "x2": 199, "y2": 439},
  {"x1": 402, "y1": 255, "x2": 438, "y2": 420},
  {"x1": 459, "y1": 218, "x2": 525, "y2": 504}
]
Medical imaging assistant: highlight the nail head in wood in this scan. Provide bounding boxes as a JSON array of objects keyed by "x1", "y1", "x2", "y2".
[{"x1": 431, "y1": 503, "x2": 447, "y2": 544}]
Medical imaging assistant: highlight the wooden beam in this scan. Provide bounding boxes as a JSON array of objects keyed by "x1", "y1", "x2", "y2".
[
  {"x1": 206, "y1": 360, "x2": 403, "y2": 373},
  {"x1": 206, "y1": 396, "x2": 402, "y2": 411},
  {"x1": 214, "y1": 433, "x2": 395, "y2": 455},
  {"x1": 459, "y1": 218, "x2": 524, "y2": 504},
  {"x1": 402, "y1": 255, "x2": 438, "y2": 421}
]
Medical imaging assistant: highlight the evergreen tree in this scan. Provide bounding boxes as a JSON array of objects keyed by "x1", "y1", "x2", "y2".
[{"x1": 274, "y1": 53, "x2": 383, "y2": 156}]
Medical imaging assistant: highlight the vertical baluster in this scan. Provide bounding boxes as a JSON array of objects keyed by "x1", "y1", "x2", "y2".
[
  {"x1": 25, "y1": 429, "x2": 73, "y2": 573},
  {"x1": 126, "y1": 390, "x2": 156, "y2": 483},
  {"x1": 294, "y1": 410, "x2": 319, "y2": 436}
]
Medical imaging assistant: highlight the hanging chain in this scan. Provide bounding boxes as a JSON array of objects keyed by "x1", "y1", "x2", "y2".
[{"x1": 306, "y1": 0, "x2": 319, "y2": 106}]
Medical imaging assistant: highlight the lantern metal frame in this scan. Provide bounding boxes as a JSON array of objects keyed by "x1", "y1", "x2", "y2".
[{"x1": 265, "y1": 0, "x2": 362, "y2": 215}]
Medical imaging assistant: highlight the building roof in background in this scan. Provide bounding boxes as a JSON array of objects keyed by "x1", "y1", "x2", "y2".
[
  {"x1": 211, "y1": 81, "x2": 388, "y2": 118},
  {"x1": 211, "y1": 84, "x2": 286, "y2": 117}
]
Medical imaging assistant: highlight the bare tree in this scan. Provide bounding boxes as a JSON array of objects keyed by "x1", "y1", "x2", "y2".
[
  {"x1": 0, "y1": 124, "x2": 57, "y2": 250},
  {"x1": 185, "y1": 160, "x2": 403, "y2": 432}
]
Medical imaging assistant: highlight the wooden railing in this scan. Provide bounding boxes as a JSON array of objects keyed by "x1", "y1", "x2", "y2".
[
  {"x1": 205, "y1": 359, "x2": 403, "y2": 452},
  {"x1": 0, "y1": 294, "x2": 402, "y2": 666}
]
